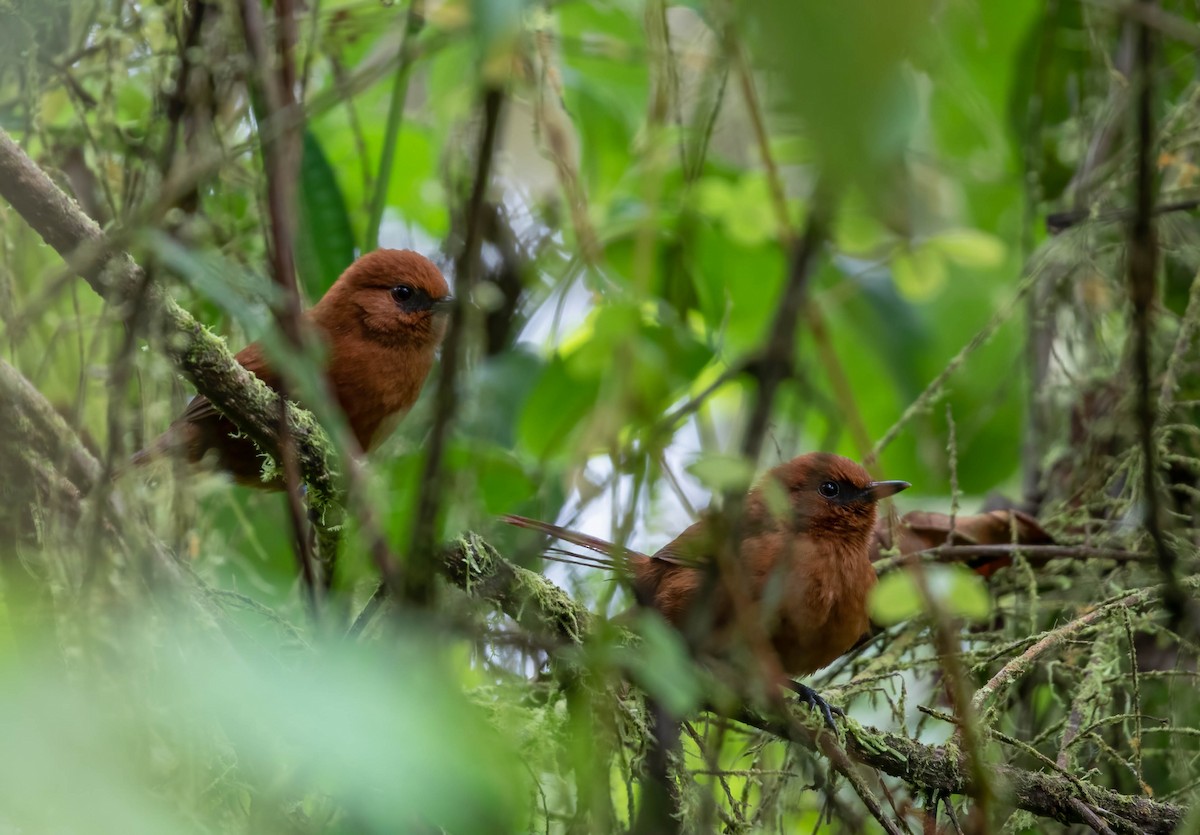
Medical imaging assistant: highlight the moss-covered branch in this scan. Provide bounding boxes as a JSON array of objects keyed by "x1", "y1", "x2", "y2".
[
  {"x1": 0, "y1": 357, "x2": 188, "y2": 587},
  {"x1": 0, "y1": 126, "x2": 339, "y2": 512},
  {"x1": 442, "y1": 533, "x2": 592, "y2": 646},
  {"x1": 444, "y1": 533, "x2": 1186, "y2": 834}
]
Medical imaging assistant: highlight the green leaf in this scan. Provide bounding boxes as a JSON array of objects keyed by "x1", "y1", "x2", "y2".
[
  {"x1": 623, "y1": 612, "x2": 703, "y2": 716},
  {"x1": 296, "y1": 129, "x2": 356, "y2": 301},
  {"x1": 115, "y1": 81, "x2": 151, "y2": 129},
  {"x1": 471, "y1": 0, "x2": 525, "y2": 83},
  {"x1": 929, "y1": 564, "x2": 991, "y2": 621},
  {"x1": 517, "y1": 354, "x2": 602, "y2": 459},
  {"x1": 928, "y1": 228, "x2": 1007, "y2": 268},
  {"x1": 868, "y1": 569, "x2": 921, "y2": 625},
  {"x1": 749, "y1": 0, "x2": 930, "y2": 191},
  {"x1": 142, "y1": 232, "x2": 276, "y2": 332},
  {"x1": 687, "y1": 454, "x2": 756, "y2": 494},
  {"x1": 869, "y1": 565, "x2": 991, "y2": 625},
  {"x1": 892, "y1": 245, "x2": 948, "y2": 302}
]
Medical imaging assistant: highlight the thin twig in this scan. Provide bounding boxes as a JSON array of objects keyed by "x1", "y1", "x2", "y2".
[
  {"x1": 365, "y1": 0, "x2": 425, "y2": 250},
  {"x1": 159, "y1": 0, "x2": 209, "y2": 179},
  {"x1": 1122, "y1": 608, "x2": 1146, "y2": 790},
  {"x1": 1046, "y1": 195, "x2": 1200, "y2": 234},
  {"x1": 871, "y1": 544, "x2": 1153, "y2": 575},
  {"x1": 1126, "y1": 0, "x2": 1192, "y2": 634},
  {"x1": 404, "y1": 89, "x2": 505, "y2": 605},
  {"x1": 239, "y1": 0, "x2": 318, "y2": 613},
  {"x1": 899, "y1": 411, "x2": 993, "y2": 831},
  {"x1": 972, "y1": 576, "x2": 1200, "y2": 716},
  {"x1": 1070, "y1": 798, "x2": 1119, "y2": 835}
]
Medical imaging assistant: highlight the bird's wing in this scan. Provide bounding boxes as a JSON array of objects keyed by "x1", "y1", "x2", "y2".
[
  {"x1": 499, "y1": 514, "x2": 649, "y2": 564},
  {"x1": 650, "y1": 519, "x2": 716, "y2": 569},
  {"x1": 178, "y1": 342, "x2": 278, "y2": 425}
]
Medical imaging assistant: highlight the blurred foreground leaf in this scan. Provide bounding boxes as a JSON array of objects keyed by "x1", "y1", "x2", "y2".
[
  {"x1": 297, "y1": 130, "x2": 357, "y2": 301},
  {"x1": 0, "y1": 616, "x2": 527, "y2": 834},
  {"x1": 869, "y1": 564, "x2": 991, "y2": 626}
]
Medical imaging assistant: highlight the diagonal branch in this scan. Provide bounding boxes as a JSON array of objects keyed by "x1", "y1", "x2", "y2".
[
  {"x1": 0, "y1": 126, "x2": 340, "y2": 512},
  {"x1": 439, "y1": 533, "x2": 1186, "y2": 835},
  {"x1": 0, "y1": 384, "x2": 1185, "y2": 835}
]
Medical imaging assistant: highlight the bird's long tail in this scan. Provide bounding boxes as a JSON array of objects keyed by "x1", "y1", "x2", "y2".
[
  {"x1": 112, "y1": 429, "x2": 182, "y2": 484},
  {"x1": 499, "y1": 514, "x2": 650, "y2": 572}
]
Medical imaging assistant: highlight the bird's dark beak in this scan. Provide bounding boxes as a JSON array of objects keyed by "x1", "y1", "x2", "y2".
[
  {"x1": 864, "y1": 480, "x2": 910, "y2": 501},
  {"x1": 431, "y1": 295, "x2": 455, "y2": 315}
]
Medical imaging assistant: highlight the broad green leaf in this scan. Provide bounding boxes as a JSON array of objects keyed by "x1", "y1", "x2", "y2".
[
  {"x1": 115, "y1": 81, "x2": 151, "y2": 129},
  {"x1": 517, "y1": 354, "x2": 603, "y2": 459},
  {"x1": 870, "y1": 565, "x2": 991, "y2": 625},
  {"x1": 869, "y1": 569, "x2": 922, "y2": 625},
  {"x1": 929, "y1": 564, "x2": 991, "y2": 621},
  {"x1": 470, "y1": 0, "x2": 525, "y2": 83},
  {"x1": 892, "y1": 245, "x2": 948, "y2": 302},
  {"x1": 296, "y1": 129, "x2": 356, "y2": 300},
  {"x1": 929, "y1": 228, "x2": 1007, "y2": 268},
  {"x1": 142, "y1": 232, "x2": 276, "y2": 332},
  {"x1": 687, "y1": 454, "x2": 756, "y2": 494},
  {"x1": 748, "y1": 0, "x2": 931, "y2": 192},
  {"x1": 623, "y1": 612, "x2": 703, "y2": 716}
]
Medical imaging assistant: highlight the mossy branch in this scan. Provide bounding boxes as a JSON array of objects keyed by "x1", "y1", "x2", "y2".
[
  {"x1": 442, "y1": 533, "x2": 592, "y2": 646},
  {"x1": 0, "y1": 357, "x2": 187, "y2": 587},
  {"x1": 444, "y1": 533, "x2": 1186, "y2": 834},
  {"x1": 0, "y1": 126, "x2": 340, "y2": 514}
]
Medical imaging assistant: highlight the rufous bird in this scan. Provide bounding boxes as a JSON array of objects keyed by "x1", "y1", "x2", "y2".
[
  {"x1": 131, "y1": 249, "x2": 452, "y2": 486},
  {"x1": 503, "y1": 452, "x2": 910, "y2": 726}
]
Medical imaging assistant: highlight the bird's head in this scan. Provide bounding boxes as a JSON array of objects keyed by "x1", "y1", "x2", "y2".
[
  {"x1": 761, "y1": 452, "x2": 909, "y2": 541},
  {"x1": 315, "y1": 249, "x2": 453, "y2": 348}
]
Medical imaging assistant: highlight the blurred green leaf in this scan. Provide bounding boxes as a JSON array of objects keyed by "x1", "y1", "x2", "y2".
[
  {"x1": 471, "y1": 0, "x2": 525, "y2": 83},
  {"x1": 296, "y1": 129, "x2": 357, "y2": 300},
  {"x1": 518, "y1": 354, "x2": 603, "y2": 459},
  {"x1": 931, "y1": 564, "x2": 991, "y2": 621},
  {"x1": 748, "y1": 0, "x2": 931, "y2": 192},
  {"x1": 929, "y1": 229, "x2": 1007, "y2": 269},
  {"x1": 868, "y1": 569, "x2": 921, "y2": 625},
  {"x1": 0, "y1": 622, "x2": 527, "y2": 834},
  {"x1": 687, "y1": 454, "x2": 756, "y2": 494},
  {"x1": 623, "y1": 612, "x2": 703, "y2": 716},
  {"x1": 143, "y1": 232, "x2": 276, "y2": 331},
  {"x1": 869, "y1": 565, "x2": 991, "y2": 626},
  {"x1": 695, "y1": 175, "x2": 779, "y2": 247},
  {"x1": 892, "y1": 245, "x2": 948, "y2": 302},
  {"x1": 115, "y1": 81, "x2": 151, "y2": 129}
]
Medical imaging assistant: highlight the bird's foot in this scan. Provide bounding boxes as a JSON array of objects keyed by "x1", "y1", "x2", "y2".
[{"x1": 787, "y1": 681, "x2": 843, "y2": 731}]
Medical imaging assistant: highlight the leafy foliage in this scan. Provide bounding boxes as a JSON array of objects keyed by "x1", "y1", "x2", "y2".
[{"x1": 2, "y1": 0, "x2": 1200, "y2": 833}]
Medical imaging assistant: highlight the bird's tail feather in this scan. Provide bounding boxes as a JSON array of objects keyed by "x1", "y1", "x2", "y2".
[
  {"x1": 499, "y1": 514, "x2": 650, "y2": 571},
  {"x1": 113, "y1": 431, "x2": 178, "y2": 483}
]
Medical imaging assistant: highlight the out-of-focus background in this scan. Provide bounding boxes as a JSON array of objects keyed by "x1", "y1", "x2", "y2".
[{"x1": 2, "y1": 1, "x2": 1199, "y2": 832}]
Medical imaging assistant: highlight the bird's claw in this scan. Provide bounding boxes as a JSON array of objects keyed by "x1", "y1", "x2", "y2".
[{"x1": 787, "y1": 681, "x2": 843, "y2": 731}]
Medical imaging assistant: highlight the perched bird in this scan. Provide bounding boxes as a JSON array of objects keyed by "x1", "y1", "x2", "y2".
[
  {"x1": 132, "y1": 249, "x2": 452, "y2": 487},
  {"x1": 503, "y1": 452, "x2": 910, "y2": 725}
]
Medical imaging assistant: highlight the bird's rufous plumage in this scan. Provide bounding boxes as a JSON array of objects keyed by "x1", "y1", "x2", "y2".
[
  {"x1": 504, "y1": 453, "x2": 910, "y2": 681},
  {"x1": 134, "y1": 249, "x2": 452, "y2": 486}
]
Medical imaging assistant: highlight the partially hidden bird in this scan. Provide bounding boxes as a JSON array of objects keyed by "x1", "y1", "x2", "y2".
[
  {"x1": 503, "y1": 452, "x2": 910, "y2": 725},
  {"x1": 131, "y1": 249, "x2": 452, "y2": 487}
]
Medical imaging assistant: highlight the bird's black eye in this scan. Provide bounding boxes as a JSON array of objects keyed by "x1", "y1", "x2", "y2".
[
  {"x1": 818, "y1": 481, "x2": 840, "y2": 499},
  {"x1": 391, "y1": 285, "x2": 415, "y2": 305}
]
